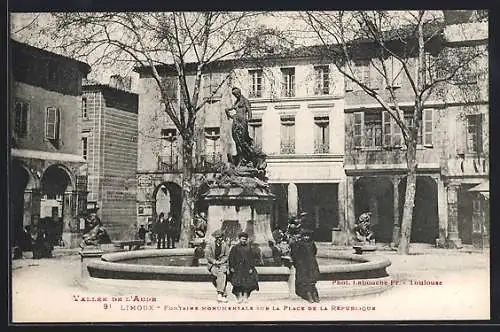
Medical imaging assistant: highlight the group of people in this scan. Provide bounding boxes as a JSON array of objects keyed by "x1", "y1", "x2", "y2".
[
  {"x1": 203, "y1": 211, "x2": 321, "y2": 304},
  {"x1": 153, "y1": 212, "x2": 177, "y2": 249},
  {"x1": 13, "y1": 217, "x2": 64, "y2": 259},
  {"x1": 205, "y1": 230, "x2": 260, "y2": 303}
]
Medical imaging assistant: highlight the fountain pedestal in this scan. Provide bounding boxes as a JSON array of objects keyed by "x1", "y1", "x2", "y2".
[{"x1": 202, "y1": 184, "x2": 275, "y2": 265}]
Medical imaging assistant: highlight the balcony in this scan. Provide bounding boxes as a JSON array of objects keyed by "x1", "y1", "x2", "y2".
[
  {"x1": 280, "y1": 142, "x2": 295, "y2": 155},
  {"x1": 195, "y1": 153, "x2": 223, "y2": 173},
  {"x1": 314, "y1": 141, "x2": 330, "y2": 154},
  {"x1": 157, "y1": 155, "x2": 181, "y2": 173}
]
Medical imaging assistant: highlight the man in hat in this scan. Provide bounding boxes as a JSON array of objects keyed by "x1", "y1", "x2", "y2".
[
  {"x1": 205, "y1": 229, "x2": 231, "y2": 302},
  {"x1": 289, "y1": 228, "x2": 320, "y2": 303},
  {"x1": 228, "y1": 231, "x2": 259, "y2": 303}
]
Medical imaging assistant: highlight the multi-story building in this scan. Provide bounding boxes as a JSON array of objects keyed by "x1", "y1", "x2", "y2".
[
  {"x1": 135, "y1": 54, "x2": 346, "y2": 242},
  {"x1": 342, "y1": 12, "x2": 488, "y2": 248},
  {"x1": 81, "y1": 76, "x2": 139, "y2": 239},
  {"x1": 134, "y1": 11, "x2": 488, "y2": 247},
  {"x1": 10, "y1": 39, "x2": 91, "y2": 248}
]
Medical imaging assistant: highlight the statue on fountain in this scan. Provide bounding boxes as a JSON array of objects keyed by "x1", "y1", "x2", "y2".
[{"x1": 224, "y1": 87, "x2": 267, "y2": 182}]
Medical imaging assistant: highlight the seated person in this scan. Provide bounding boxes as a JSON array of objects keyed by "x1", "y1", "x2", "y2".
[
  {"x1": 353, "y1": 212, "x2": 374, "y2": 244},
  {"x1": 81, "y1": 221, "x2": 111, "y2": 247}
]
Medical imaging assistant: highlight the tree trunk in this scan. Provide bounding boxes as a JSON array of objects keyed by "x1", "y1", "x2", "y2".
[
  {"x1": 178, "y1": 139, "x2": 195, "y2": 248},
  {"x1": 398, "y1": 139, "x2": 418, "y2": 254}
]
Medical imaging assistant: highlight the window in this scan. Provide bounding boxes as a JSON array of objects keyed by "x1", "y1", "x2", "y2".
[
  {"x1": 280, "y1": 116, "x2": 295, "y2": 154},
  {"x1": 364, "y1": 112, "x2": 383, "y2": 148},
  {"x1": 82, "y1": 137, "x2": 88, "y2": 160},
  {"x1": 204, "y1": 127, "x2": 221, "y2": 165},
  {"x1": 314, "y1": 116, "x2": 329, "y2": 153},
  {"x1": 249, "y1": 119, "x2": 263, "y2": 150},
  {"x1": 467, "y1": 114, "x2": 483, "y2": 153},
  {"x1": 352, "y1": 60, "x2": 371, "y2": 89},
  {"x1": 404, "y1": 112, "x2": 423, "y2": 145},
  {"x1": 159, "y1": 128, "x2": 178, "y2": 171},
  {"x1": 14, "y1": 101, "x2": 29, "y2": 138},
  {"x1": 387, "y1": 56, "x2": 403, "y2": 88},
  {"x1": 422, "y1": 109, "x2": 433, "y2": 146},
  {"x1": 281, "y1": 68, "x2": 295, "y2": 97},
  {"x1": 314, "y1": 65, "x2": 330, "y2": 95},
  {"x1": 161, "y1": 76, "x2": 178, "y2": 101},
  {"x1": 249, "y1": 69, "x2": 263, "y2": 98},
  {"x1": 203, "y1": 72, "x2": 224, "y2": 99},
  {"x1": 81, "y1": 97, "x2": 88, "y2": 118},
  {"x1": 45, "y1": 107, "x2": 60, "y2": 140},
  {"x1": 353, "y1": 113, "x2": 363, "y2": 148}
]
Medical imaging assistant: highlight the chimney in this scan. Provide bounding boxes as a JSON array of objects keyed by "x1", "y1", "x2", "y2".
[
  {"x1": 109, "y1": 74, "x2": 132, "y2": 91},
  {"x1": 443, "y1": 10, "x2": 474, "y2": 25}
]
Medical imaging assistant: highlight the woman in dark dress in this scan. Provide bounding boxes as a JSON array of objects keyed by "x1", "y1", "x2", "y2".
[
  {"x1": 228, "y1": 232, "x2": 259, "y2": 303},
  {"x1": 289, "y1": 228, "x2": 320, "y2": 303}
]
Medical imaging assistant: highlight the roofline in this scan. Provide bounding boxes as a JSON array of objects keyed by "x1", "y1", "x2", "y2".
[
  {"x1": 82, "y1": 83, "x2": 138, "y2": 96},
  {"x1": 134, "y1": 28, "x2": 446, "y2": 77},
  {"x1": 11, "y1": 38, "x2": 91, "y2": 74}
]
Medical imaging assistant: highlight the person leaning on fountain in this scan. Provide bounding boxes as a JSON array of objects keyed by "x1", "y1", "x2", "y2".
[
  {"x1": 205, "y1": 229, "x2": 230, "y2": 303},
  {"x1": 289, "y1": 228, "x2": 320, "y2": 303}
]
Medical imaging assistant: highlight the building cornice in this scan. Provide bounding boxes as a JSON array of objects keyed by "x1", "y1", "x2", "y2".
[{"x1": 267, "y1": 154, "x2": 343, "y2": 163}]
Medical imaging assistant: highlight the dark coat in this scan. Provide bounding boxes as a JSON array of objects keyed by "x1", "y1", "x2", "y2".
[
  {"x1": 153, "y1": 219, "x2": 167, "y2": 235},
  {"x1": 165, "y1": 216, "x2": 176, "y2": 233},
  {"x1": 290, "y1": 237, "x2": 320, "y2": 296},
  {"x1": 228, "y1": 243, "x2": 259, "y2": 295}
]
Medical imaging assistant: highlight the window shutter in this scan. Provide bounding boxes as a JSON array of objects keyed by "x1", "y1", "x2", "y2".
[
  {"x1": 202, "y1": 74, "x2": 210, "y2": 98},
  {"x1": 392, "y1": 116, "x2": 402, "y2": 147},
  {"x1": 45, "y1": 107, "x2": 59, "y2": 140},
  {"x1": 475, "y1": 114, "x2": 483, "y2": 154},
  {"x1": 456, "y1": 118, "x2": 467, "y2": 155},
  {"x1": 383, "y1": 111, "x2": 392, "y2": 146},
  {"x1": 15, "y1": 102, "x2": 28, "y2": 137},
  {"x1": 422, "y1": 109, "x2": 433, "y2": 146},
  {"x1": 353, "y1": 112, "x2": 363, "y2": 148}
]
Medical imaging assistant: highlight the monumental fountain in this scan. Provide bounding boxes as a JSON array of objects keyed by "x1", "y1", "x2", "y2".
[{"x1": 84, "y1": 89, "x2": 391, "y2": 298}]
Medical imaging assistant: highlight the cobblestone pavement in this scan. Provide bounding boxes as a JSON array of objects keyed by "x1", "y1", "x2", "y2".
[{"x1": 10, "y1": 244, "x2": 490, "y2": 323}]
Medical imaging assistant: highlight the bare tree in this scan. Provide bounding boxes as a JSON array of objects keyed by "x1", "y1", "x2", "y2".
[
  {"x1": 13, "y1": 11, "x2": 287, "y2": 247},
  {"x1": 302, "y1": 10, "x2": 487, "y2": 254}
]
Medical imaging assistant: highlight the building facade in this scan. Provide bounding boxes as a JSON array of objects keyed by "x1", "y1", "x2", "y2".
[
  {"x1": 10, "y1": 39, "x2": 91, "y2": 248},
  {"x1": 81, "y1": 78, "x2": 139, "y2": 240},
  {"x1": 343, "y1": 16, "x2": 488, "y2": 248},
  {"x1": 134, "y1": 13, "x2": 488, "y2": 247},
  {"x1": 135, "y1": 56, "x2": 347, "y2": 242}
]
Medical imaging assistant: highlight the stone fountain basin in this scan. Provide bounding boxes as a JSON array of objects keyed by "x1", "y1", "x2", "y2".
[{"x1": 86, "y1": 249, "x2": 391, "y2": 282}]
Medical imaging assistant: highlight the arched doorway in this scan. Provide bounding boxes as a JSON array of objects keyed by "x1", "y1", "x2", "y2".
[
  {"x1": 354, "y1": 177, "x2": 394, "y2": 243},
  {"x1": 153, "y1": 182, "x2": 182, "y2": 235},
  {"x1": 10, "y1": 159, "x2": 37, "y2": 246},
  {"x1": 40, "y1": 165, "x2": 73, "y2": 243},
  {"x1": 399, "y1": 176, "x2": 438, "y2": 244}
]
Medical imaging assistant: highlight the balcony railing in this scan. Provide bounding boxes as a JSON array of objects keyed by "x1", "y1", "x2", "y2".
[
  {"x1": 195, "y1": 153, "x2": 223, "y2": 173},
  {"x1": 280, "y1": 141, "x2": 295, "y2": 154},
  {"x1": 157, "y1": 155, "x2": 181, "y2": 173},
  {"x1": 314, "y1": 141, "x2": 330, "y2": 154}
]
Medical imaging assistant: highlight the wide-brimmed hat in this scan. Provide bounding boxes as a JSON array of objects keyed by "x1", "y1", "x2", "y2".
[
  {"x1": 237, "y1": 231, "x2": 249, "y2": 239},
  {"x1": 211, "y1": 229, "x2": 224, "y2": 238}
]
